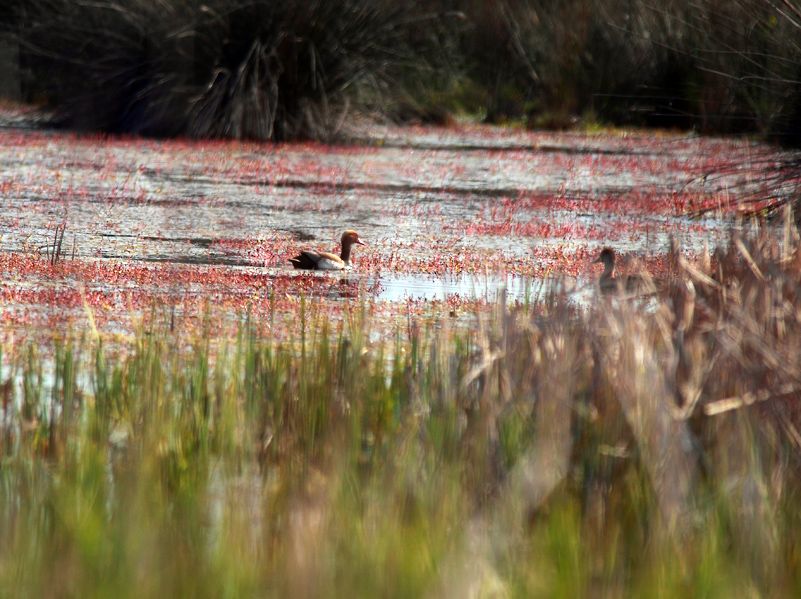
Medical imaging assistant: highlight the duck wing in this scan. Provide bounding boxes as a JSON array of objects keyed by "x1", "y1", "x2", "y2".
[
  {"x1": 289, "y1": 250, "x2": 323, "y2": 269},
  {"x1": 289, "y1": 250, "x2": 345, "y2": 270}
]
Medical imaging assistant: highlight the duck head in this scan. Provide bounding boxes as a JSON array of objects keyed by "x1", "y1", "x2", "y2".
[
  {"x1": 341, "y1": 230, "x2": 366, "y2": 247},
  {"x1": 593, "y1": 247, "x2": 616, "y2": 277},
  {"x1": 340, "y1": 230, "x2": 366, "y2": 263}
]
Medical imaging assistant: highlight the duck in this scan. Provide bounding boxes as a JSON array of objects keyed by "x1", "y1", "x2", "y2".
[
  {"x1": 593, "y1": 247, "x2": 651, "y2": 295},
  {"x1": 289, "y1": 230, "x2": 366, "y2": 270}
]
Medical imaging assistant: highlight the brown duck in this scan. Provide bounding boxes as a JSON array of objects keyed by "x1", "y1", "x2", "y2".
[{"x1": 289, "y1": 230, "x2": 366, "y2": 270}]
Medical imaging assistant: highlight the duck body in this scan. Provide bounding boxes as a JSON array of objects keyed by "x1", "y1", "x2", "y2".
[
  {"x1": 290, "y1": 250, "x2": 349, "y2": 271},
  {"x1": 290, "y1": 230, "x2": 365, "y2": 271}
]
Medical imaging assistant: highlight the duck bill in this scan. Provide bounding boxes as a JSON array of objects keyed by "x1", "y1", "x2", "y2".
[{"x1": 355, "y1": 238, "x2": 366, "y2": 246}]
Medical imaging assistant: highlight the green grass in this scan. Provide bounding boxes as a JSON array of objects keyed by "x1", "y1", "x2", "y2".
[{"x1": 3, "y1": 231, "x2": 801, "y2": 596}]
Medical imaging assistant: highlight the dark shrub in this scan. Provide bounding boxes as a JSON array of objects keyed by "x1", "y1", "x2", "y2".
[
  {"x1": 8, "y1": 0, "x2": 801, "y2": 143},
  {"x1": 458, "y1": 0, "x2": 801, "y2": 138},
  {"x1": 14, "y1": 0, "x2": 453, "y2": 140}
]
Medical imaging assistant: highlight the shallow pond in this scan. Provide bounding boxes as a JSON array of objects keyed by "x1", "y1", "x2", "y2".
[{"x1": 0, "y1": 115, "x2": 789, "y2": 339}]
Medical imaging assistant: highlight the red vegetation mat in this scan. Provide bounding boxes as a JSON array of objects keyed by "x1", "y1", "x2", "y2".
[{"x1": 0, "y1": 123, "x2": 785, "y2": 341}]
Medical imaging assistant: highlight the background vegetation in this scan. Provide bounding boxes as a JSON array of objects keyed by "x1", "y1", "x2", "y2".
[
  {"x1": 3, "y1": 227, "x2": 801, "y2": 595},
  {"x1": 5, "y1": 0, "x2": 454, "y2": 140},
  {"x1": 4, "y1": 0, "x2": 801, "y2": 142},
  {"x1": 460, "y1": 0, "x2": 801, "y2": 141}
]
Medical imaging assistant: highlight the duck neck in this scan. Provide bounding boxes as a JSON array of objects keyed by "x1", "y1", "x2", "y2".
[
  {"x1": 601, "y1": 259, "x2": 614, "y2": 281},
  {"x1": 340, "y1": 241, "x2": 353, "y2": 264}
]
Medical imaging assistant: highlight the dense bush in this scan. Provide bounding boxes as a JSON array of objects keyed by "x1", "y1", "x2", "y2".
[
  {"x1": 462, "y1": 0, "x2": 801, "y2": 139},
  {"x1": 8, "y1": 0, "x2": 801, "y2": 142},
  {"x1": 12, "y1": 0, "x2": 454, "y2": 140},
  {"x1": 689, "y1": 0, "x2": 801, "y2": 143}
]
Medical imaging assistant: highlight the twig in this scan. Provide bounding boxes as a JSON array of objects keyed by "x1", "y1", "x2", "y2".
[{"x1": 704, "y1": 384, "x2": 800, "y2": 416}]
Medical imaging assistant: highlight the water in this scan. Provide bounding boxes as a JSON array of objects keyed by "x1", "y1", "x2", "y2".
[
  {"x1": 0, "y1": 118, "x2": 786, "y2": 333},
  {"x1": 376, "y1": 272, "x2": 577, "y2": 303}
]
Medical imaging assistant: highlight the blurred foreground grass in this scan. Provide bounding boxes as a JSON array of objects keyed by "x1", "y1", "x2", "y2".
[{"x1": 3, "y1": 229, "x2": 801, "y2": 597}]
